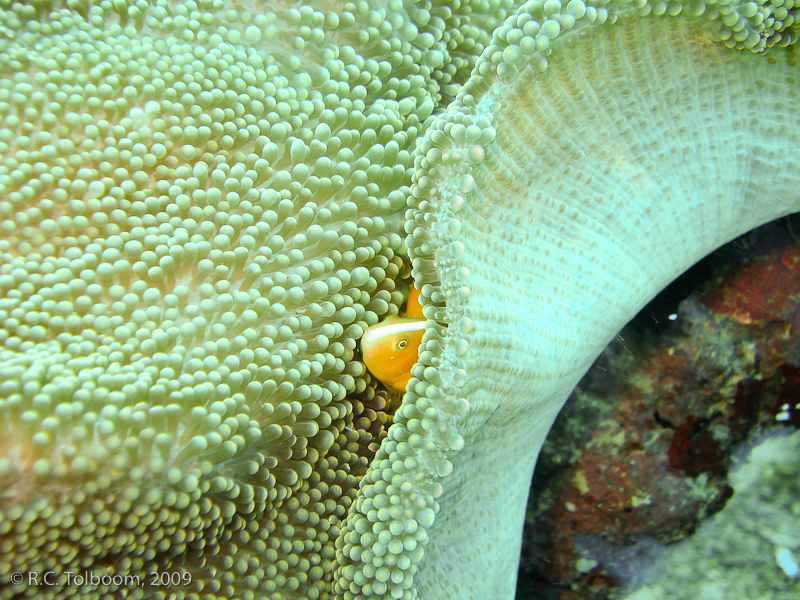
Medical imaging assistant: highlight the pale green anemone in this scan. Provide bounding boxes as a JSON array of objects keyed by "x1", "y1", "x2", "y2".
[
  {"x1": 0, "y1": 0, "x2": 798, "y2": 599},
  {"x1": 0, "y1": 0, "x2": 514, "y2": 598},
  {"x1": 336, "y1": 1, "x2": 800, "y2": 599}
]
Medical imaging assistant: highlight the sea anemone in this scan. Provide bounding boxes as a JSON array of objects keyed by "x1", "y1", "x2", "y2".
[{"x1": 0, "y1": 0, "x2": 798, "y2": 599}]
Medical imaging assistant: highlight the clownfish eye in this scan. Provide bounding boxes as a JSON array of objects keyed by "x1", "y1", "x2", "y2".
[{"x1": 396, "y1": 339, "x2": 408, "y2": 350}]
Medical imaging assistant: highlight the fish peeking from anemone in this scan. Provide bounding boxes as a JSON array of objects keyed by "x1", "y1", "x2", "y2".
[{"x1": 361, "y1": 284, "x2": 425, "y2": 406}]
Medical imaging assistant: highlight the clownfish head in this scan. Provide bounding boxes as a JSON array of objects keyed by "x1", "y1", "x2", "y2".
[{"x1": 360, "y1": 315, "x2": 425, "y2": 394}]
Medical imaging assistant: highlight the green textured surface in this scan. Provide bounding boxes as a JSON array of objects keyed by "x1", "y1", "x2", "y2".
[
  {"x1": 0, "y1": 0, "x2": 798, "y2": 599},
  {"x1": 0, "y1": 0, "x2": 426, "y2": 597}
]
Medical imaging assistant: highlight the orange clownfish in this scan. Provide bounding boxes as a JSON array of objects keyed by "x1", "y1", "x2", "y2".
[{"x1": 361, "y1": 284, "x2": 424, "y2": 398}]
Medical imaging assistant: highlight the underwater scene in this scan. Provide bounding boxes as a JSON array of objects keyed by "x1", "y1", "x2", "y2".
[{"x1": 0, "y1": 1, "x2": 798, "y2": 599}]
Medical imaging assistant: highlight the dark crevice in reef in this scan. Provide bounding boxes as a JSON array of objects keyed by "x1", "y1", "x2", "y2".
[{"x1": 517, "y1": 213, "x2": 800, "y2": 600}]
